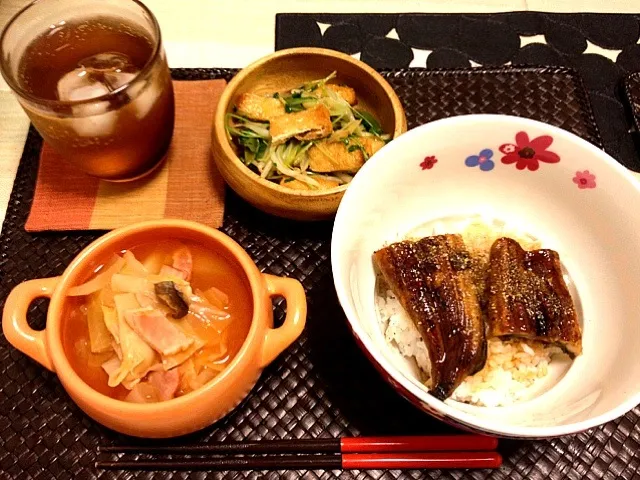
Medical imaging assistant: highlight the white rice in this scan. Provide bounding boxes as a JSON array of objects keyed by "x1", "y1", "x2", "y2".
[{"x1": 376, "y1": 217, "x2": 568, "y2": 407}]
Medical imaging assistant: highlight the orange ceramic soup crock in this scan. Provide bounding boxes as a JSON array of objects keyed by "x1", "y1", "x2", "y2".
[{"x1": 2, "y1": 220, "x2": 306, "y2": 438}]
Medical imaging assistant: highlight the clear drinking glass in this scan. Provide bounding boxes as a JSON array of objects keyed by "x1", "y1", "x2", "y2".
[{"x1": 0, "y1": 0, "x2": 175, "y2": 181}]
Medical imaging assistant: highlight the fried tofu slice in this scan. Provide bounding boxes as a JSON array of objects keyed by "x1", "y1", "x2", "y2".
[
  {"x1": 326, "y1": 84, "x2": 357, "y2": 105},
  {"x1": 269, "y1": 104, "x2": 332, "y2": 145},
  {"x1": 307, "y1": 141, "x2": 365, "y2": 173},
  {"x1": 306, "y1": 84, "x2": 356, "y2": 105},
  {"x1": 307, "y1": 136, "x2": 385, "y2": 173},
  {"x1": 280, "y1": 176, "x2": 340, "y2": 191},
  {"x1": 235, "y1": 93, "x2": 286, "y2": 121},
  {"x1": 360, "y1": 136, "x2": 386, "y2": 157}
]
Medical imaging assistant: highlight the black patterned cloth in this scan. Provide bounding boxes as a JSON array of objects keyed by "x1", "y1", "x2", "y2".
[{"x1": 276, "y1": 12, "x2": 640, "y2": 171}]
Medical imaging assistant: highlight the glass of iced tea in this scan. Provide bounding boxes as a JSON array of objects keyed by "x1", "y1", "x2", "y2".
[{"x1": 0, "y1": 0, "x2": 174, "y2": 181}]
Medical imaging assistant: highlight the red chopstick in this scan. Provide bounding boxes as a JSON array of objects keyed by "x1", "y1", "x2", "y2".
[
  {"x1": 340, "y1": 435, "x2": 498, "y2": 453},
  {"x1": 344, "y1": 452, "x2": 502, "y2": 470},
  {"x1": 97, "y1": 435, "x2": 502, "y2": 471}
]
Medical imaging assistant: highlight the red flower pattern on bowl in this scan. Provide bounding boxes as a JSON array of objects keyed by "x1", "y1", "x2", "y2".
[
  {"x1": 499, "y1": 131, "x2": 560, "y2": 171},
  {"x1": 420, "y1": 155, "x2": 438, "y2": 170},
  {"x1": 573, "y1": 170, "x2": 597, "y2": 189}
]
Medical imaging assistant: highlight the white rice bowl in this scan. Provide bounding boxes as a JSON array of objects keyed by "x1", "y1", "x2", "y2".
[
  {"x1": 375, "y1": 216, "x2": 573, "y2": 408},
  {"x1": 332, "y1": 115, "x2": 640, "y2": 437}
]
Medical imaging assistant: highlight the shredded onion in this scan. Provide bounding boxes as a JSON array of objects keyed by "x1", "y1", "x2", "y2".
[{"x1": 68, "y1": 256, "x2": 125, "y2": 296}]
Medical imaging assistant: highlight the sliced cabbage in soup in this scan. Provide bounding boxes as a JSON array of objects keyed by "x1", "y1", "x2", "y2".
[{"x1": 62, "y1": 241, "x2": 252, "y2": 403}]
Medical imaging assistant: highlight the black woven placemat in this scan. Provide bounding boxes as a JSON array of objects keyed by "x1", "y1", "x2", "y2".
[
  {"x1": 276, "y1": 12, "x2": 640, "y2": 172},
  {"x1": 1, "y1": 67, "x2": 639, "y2": 480}
]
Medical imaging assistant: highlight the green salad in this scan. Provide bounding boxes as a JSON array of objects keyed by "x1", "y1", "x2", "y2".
[{"x1": 225, "y1": 72, "x2": 390, "y2": 190}]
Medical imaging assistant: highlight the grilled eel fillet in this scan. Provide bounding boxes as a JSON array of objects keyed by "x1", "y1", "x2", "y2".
[
  {"x1": 373, "y1": 234, "x2": 487, "y2": 400},
  {"x1": 486, "y1": 237, "x2": 582, "y2": 356}
]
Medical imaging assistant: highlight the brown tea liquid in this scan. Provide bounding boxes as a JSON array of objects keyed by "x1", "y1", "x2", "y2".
[{"x1": 17, "y1": 18, "x2": 174, "y2": 180}]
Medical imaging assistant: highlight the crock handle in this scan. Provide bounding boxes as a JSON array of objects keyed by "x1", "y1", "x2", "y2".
[
  {"x1": 260, "y1": 274, "x2": 307, "y2": 368},
  {"x1": 2, "y1": 277, "x2": 59, "y2": 372}
]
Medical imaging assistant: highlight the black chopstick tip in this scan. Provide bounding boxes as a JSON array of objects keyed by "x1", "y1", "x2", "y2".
[
  {"x1": 97, "y1": 455, "x2": 343, "y2": 471},
  {"x1": 98, "y1": 437, "x2": 341, "y2": 455}
]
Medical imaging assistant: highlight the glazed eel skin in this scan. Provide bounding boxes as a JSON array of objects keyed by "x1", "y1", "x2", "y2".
[
  {"x1": 485, "y1": 237, "x2": 582, "y2": 356},
  {"x1": 373, "y1": 234, "x2": 487, "y2": 400}
]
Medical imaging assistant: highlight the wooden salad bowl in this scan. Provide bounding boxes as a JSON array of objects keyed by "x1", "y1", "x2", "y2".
[{"x1": 211, "y1": 47, "x2": 407, "y2": 221}]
